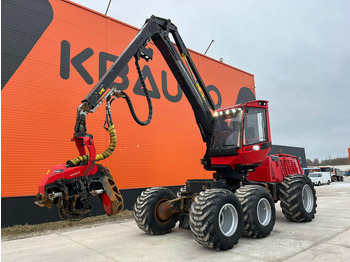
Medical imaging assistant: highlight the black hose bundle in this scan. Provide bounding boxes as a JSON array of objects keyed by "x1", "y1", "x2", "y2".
[
  {"x1": 67, "y1": 56, "x2": 153, "y2": 167},
  {"x1": 120, "y1": 57, "x2": 153, "y2": 126}
]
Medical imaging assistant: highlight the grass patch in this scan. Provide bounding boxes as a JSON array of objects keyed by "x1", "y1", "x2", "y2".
[{"x1": 1, "y1": 210, "x2": 134, "y2": 241}]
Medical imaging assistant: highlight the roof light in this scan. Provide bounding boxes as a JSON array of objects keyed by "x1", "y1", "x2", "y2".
[
  {"x1": 214, "y1": 112, "x2": 219, "y2": 117},
  {"x1": 219, "y1": 111, "x2": 223, "y2": 116},
  {"x1": 232, "y1": 109, "x2": 236, "y2": 114},
  {"x1": 225, "y1": 110, "x2": 230, "y2": 115}
]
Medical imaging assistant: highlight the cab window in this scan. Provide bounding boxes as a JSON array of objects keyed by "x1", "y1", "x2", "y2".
[{"x1": 243, "y1": 107, "x2": 267, "y2": 146}]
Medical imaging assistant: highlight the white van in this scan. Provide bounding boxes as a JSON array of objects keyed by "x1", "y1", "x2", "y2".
[{"x1": 308, "y1": 172, "x2": 332, "y2": 186}]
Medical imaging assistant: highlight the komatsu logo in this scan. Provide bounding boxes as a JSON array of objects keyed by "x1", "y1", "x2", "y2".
[{"x1": 59, "y1": 40, "x2": 222, "y2": 108}]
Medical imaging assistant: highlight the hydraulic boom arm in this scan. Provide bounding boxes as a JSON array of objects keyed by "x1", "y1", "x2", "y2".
[{"x1": 75, "y1": 15, "x2": 216, "y2": 144}]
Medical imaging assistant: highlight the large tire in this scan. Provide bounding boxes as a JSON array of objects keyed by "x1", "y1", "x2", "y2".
[
  {"x1": 134, "y1": 187, "x2": 178, "y2": 235},
  {"x1": 279, "y1": 175, "x2": 317, "y2": 222},
  {"x1": 189, "y1": 189, "x2": 243, "y2": 251},
  {"x1": 236, "y1": 185, "x2": 276, "y2": 238}
]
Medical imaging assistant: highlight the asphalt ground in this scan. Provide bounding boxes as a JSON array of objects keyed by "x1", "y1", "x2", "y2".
[{"x1": 2, "y1": 177, "x2": 350, "y2": 262}]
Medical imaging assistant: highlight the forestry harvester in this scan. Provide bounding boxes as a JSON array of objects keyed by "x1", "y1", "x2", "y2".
[{"x1": 36, "y1": 16, "x2": 317, "y2": 250}]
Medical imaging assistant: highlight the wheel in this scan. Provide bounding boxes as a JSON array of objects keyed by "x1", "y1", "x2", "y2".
[
  {"x1": 327, "y1": 180, "x2": 330, "y2": 185},
  {"x1": 235, "y1": 185, "x2": 276, "y2": 238},
  {"x1": 134, "y1": 187, "x2": 178, "y2": 235},
  {"x1": 189, "y1": 189, "x2": 243, "y2": 250},
  {"x1": 279, "y1": 175, "x2": 317, "y2": 222},
  {"x1": 318, "y1": 181, "x2": 321, "y2": 186}
]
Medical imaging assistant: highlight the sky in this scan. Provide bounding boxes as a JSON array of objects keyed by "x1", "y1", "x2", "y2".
[{"x1": 71, "y1": 0, "x2": 350, "y2": 161}]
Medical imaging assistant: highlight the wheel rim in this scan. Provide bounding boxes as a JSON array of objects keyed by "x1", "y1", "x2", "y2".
[
  {"x1": 218, "y1": 203, "x2": 238, "y2": 237},
  {"x1": 257, "y1": 198, "x2": 272, "y2": 226},
  {"x1": 302, "y1": 184, "x2": 314, "y2": 213}
]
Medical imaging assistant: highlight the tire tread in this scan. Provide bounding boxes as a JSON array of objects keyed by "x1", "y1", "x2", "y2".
[{"x1": 279, "y1": 175, "x2": 317, "y2": 222}]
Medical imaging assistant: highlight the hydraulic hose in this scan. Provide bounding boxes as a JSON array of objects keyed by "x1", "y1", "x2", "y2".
[
  {"x1": 121, "y1": 57, "x2": 153, "y2": 126},
  {"x1": 67, "y1": 124, "x2": 117, "y2": 167},
  {"x1": 67, "y1": 57, "x2": 152, "y2": 167},
  {"x1": 120, "y1": 89, "x2": 153, "y2": 126},
  {"x1": 95, "y1": 124, "x2": 117, "y2": 161}
]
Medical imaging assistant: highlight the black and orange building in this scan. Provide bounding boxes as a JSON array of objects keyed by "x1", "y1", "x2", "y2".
[{"x1": 2, "y1": 0, "x2": 260, "y2": 226}]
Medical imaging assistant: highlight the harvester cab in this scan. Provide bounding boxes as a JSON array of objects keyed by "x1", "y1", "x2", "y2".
[{"x1": 207, "y1": 100, "x2": 271, "y2": 171}]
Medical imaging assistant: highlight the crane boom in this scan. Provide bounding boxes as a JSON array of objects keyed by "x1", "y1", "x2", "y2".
[{"x1": 75, "y1": 16, "x2": 216, "y2": 143}]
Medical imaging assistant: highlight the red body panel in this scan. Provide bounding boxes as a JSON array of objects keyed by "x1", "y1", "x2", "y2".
[
  {"x1": 211, "y1": 154, "x2": 251, "y2": 166},
  {"x1": 37, "y1": 164, "x2": 99, "y2": 194},
  {"x1": 248, "y1": 154, "x2": 303, "y2": 183},
  {"x1": 38, "y1": 135, "x2": 98, "y2": 194}
]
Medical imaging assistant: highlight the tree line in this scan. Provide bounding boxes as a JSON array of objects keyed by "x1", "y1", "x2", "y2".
[{"x1": 306, "y1": 157, "x2": 350, "y2": 166}]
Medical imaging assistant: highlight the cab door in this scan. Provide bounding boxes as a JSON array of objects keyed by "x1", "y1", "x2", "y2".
[{"x1": 242, "y1": 106, "x2": 271, "y2": 165}]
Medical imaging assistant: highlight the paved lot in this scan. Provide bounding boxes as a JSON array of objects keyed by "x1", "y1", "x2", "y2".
[{"x1": 2, "y1": 178, "x2": 350, "y2": 262}]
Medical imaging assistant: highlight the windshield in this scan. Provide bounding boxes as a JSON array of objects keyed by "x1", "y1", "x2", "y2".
[
  {"x1": 211, "y1": 109, "x2": 242, "y2": 150},
  {"x1": 320, "y1": 167, "x2": 333, "y2": 172}
]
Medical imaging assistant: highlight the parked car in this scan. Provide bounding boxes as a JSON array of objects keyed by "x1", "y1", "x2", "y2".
[{"x1": 308, "y1": 172, "x2": 332, "y2": 186}]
